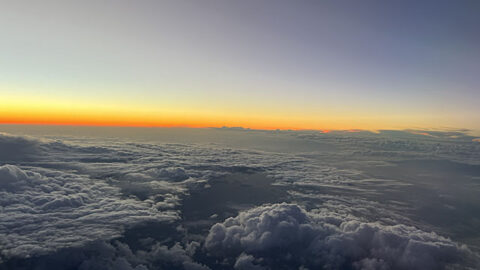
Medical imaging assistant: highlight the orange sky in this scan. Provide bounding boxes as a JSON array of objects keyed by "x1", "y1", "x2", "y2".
[{"x1": 0, "y1": 99, "x2": 454, "y2": 131}]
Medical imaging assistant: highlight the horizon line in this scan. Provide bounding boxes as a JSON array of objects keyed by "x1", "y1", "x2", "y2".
[{"x1": 1, "y1": 121, "x2": 479, "y2": 137}]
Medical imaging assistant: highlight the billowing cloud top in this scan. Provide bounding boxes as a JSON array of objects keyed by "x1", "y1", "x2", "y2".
[{"x1": 205, "y1": 203, "x2": 474, "y2": 270}]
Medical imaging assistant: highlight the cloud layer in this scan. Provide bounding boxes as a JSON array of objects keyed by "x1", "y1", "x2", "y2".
[
  {"x1": 1, "y1": 129, "x2": 480, "y2": 269},
  {"x1": 0, "y1": 164, "x2": 178, "y2": 260}
]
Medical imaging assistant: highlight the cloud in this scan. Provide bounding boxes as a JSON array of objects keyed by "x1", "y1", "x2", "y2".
[
  {"x1": 205, "y1": 203, "x2": 478, "y2": 269},
  {"x1": 0, "y1": 133, "x2": 41, "y2": 162},
  {"x1": 1, "y1": 131, "x2": 480, "y2": 268},
  {"x1": 0, "y1": 165, "x2": 178, "y2": 260},
  {"x1": 234, "y1": 253, "x2": 266, "y2": 270},
  {"x1": 290, "y1": 129, "x2": 480, "y2": 165},
  {"x1": 136, "y1": 242, "x2": 210, "y2": 270},
  {"x1": 123, "y1": 167, "x2": 190, "y2": 183},
  {"x1": 2, "y1": 240, "x2": 210, "y2": 270}
]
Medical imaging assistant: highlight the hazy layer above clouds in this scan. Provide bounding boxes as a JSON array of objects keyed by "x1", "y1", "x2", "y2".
[{"x1": 0, "y1": 126, "x2": 479, "y2": 269}]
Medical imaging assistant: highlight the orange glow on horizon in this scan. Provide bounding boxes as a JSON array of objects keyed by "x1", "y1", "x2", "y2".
[
  {"x1": 0, "y1": 116, "x2": 336, "y2": 131},
  {"x1": 0, "y1": 109, "x2": 437, "y2": 132},
  {"x1": 0, "y1": 101, "x2": 376, "y2": 131},
  {"x1": 0, "y1": 112, "x2": 378, "y2": 132},
  {"x1": 0, "y1": 98, "x2": 451, "y2": 132}
]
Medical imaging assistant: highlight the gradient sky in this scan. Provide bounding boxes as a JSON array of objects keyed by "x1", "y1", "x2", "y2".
[{"x1": 1, "y1": 0, "x2": 479, "y2": 131}]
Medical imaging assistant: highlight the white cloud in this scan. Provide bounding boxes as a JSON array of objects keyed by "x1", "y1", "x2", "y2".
[{"x1": 205, "y1": 203, "x2": 479, "y2": 269}]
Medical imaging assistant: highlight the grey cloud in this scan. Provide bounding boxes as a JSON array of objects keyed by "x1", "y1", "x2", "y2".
[
  {"x1": 234, "y1": 253, "x2": 266, "y2": 270},
  {"x1": 289, "y1": 129, "x2": 480, "y2": 167},
  {"x1": 152, "y1": 167, "x2": 189, "y2": 182},
  {"x1": 1, "y1": 130, "x2": 480, "y2": 269},
  {"x1": 0, "y1": 165, "x2": 178, "y2": 260},
  {"x1": 122, "y1": 167, "x2": 189, "y2": 183},
  {"x1": 45, "y1": 240, "x2": 209, "y2": 270},
  {"x1": 205, "y1": 203, "x2": 478, "y2": 270},
  {"x1": 138, "y1": 242, "x2": 210, "y2": 270},
  {"x1": 0, "y1": 133, "x2": 41, "y2": 162}
]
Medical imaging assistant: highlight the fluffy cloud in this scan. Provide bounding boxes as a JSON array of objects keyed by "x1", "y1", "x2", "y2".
[
  {"x1": 205, "y1": 203, "x2": 479, "y2": 269},
  {"x1": 0, "y1": 165, "x2": 178, "y2": 260},
  {"x1": 234, "y1": 253, "x2": 265, "y2": 270},
  {"x1": 1, "y1": 239, "x2": 209, "y2": 270},
  {"x1": 77, "y1": 240, "x2": 209, "y2": 270}
]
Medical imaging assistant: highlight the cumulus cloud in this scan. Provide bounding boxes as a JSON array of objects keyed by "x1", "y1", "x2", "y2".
[
  {"x1": 0, "y1": 165, "x2": 178, "y2": 260},
  {"x1": 76, "y1": 240, "x2": 210, "y2": 270},
  {"x1": 205, "y1": 203, "x2": 479, "y2": 270},
  {"x1": 0, "y1": 239, "x2": 210, "y2": 270},
  {"x1": 69, "y1": 240, "x2": 211, "y2": 270}
]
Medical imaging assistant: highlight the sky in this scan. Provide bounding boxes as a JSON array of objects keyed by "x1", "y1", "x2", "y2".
[{"x1": 1, "y1": 0, "x2": 479, "y2": 131}]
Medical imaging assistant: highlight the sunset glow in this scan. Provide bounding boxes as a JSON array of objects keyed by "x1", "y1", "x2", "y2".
[{"x1": 1, "y1": 1, "x2": 479, "y2": 132}]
